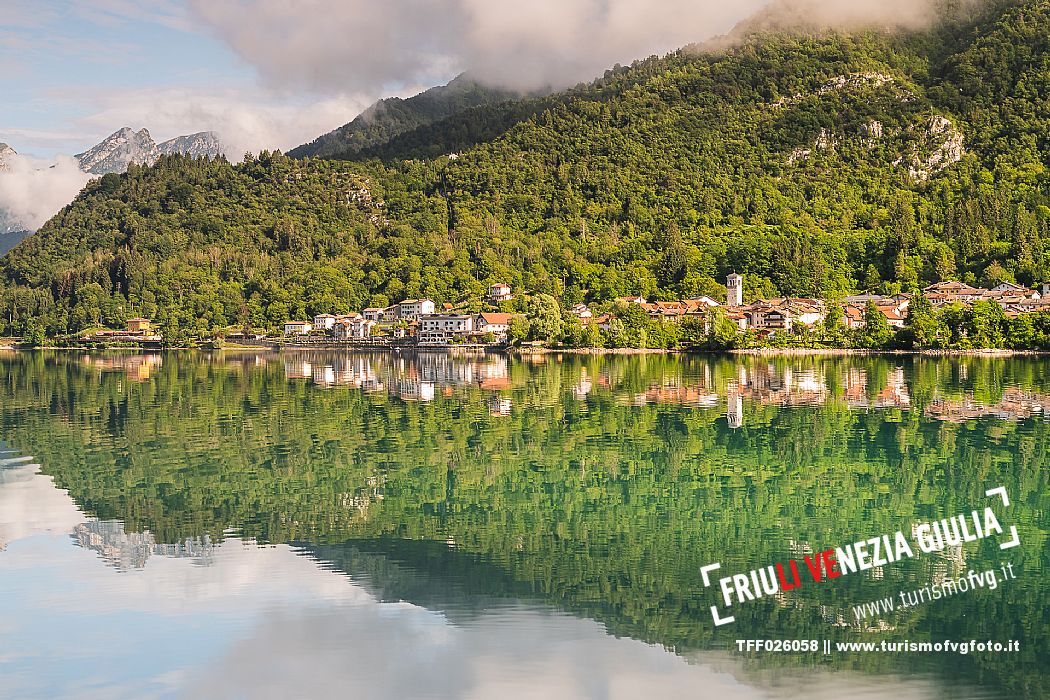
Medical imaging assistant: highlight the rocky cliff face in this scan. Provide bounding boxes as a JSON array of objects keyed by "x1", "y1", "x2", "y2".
[
  {"x1": 157, "y1": 131, "x2": 223, "y2": 159},
  {"x1": 0, "y1": 143, "x2": 15, "y2": 171},
  {"x1": 75, "y1": 127, "x2": 158, "y2": 175},
  {"x1": 75, "y1": 127, "x2": 224, "y2": 175}
]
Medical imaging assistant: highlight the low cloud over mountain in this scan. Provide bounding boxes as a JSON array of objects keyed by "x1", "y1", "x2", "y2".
[{"x1": 188, "y1": 0, "x2": 970, "y2": 94}]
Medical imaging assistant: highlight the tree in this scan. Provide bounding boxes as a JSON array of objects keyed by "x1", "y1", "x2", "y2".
[
  {"x1": 706, "y1": 309, "x2": 740, "y2": 350},
  {"x1": 560, "y1": 314, "x2": 584, "y2": 347},
  {"x1": 857, "y1": 301, "x2": 893, "y2": 348},
  {"x1": 903, "y1": 293, "x2": 944, "y2": 349},
  {"x1": 967, "y1": 300, "x2": 1006, "y2": 348},
  {"x1": 582, "y1": 321, "x2": 603, "y2": 348},
  {"x1": 823, "y1": 304, "x2": 845, "y2": 345},
  {"x1": 527, "y1": 294, "x2": 563, "y2": 342},
  {"x1": 23, "y1": 319, "x2": 46, "y2": 346},
  {"x1": 657, "y1": 224, "x2": 687, "y2": 288},
  {"x1": 508, "y1": 316, "x2": 530, "y2": 345}
]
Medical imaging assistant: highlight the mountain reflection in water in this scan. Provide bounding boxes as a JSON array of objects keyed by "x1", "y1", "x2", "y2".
[{"x1": 0, "y1": 351, "x2": 1045, "y2": 699}]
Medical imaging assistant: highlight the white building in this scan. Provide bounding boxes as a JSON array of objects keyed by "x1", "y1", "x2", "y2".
[
  {"x1": 570, "y1": 303, "x2": 593, "y2": 319},
  {"x1": 419, "y1": 314, "x2": 475, "y2": 344},
  {"x1": 475, "y1": 313, "x2": 513, "y2": 340},
  {"x1": 283, "y1": 321, "x2": 313, "y2": 336},
  {"x1": 333, "y1": 317, "x2": 376, "y2": 340},
  {"x1": 313, "y1": 313, "x2": 338, "y2": 331},
  {"x1": 362, "y1": 307, "x2": 386, "y2": 322},
  {"x1": 727, "y1": 273, "x2": 744, "y2": 307},
  {"x1": 399, "y1": 299, "x2": 436, "y2": 320},
  {"x1": 487, "y1": 283, "x2": 513, "y2": 303}
]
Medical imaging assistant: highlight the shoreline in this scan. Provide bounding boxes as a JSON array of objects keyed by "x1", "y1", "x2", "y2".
[
  {"x1": 727, "y1": 348, "x2": 1050, "y2": 357},
  {"x1": 7, "y1": 343, "x2": 1050, "y2": 357}
]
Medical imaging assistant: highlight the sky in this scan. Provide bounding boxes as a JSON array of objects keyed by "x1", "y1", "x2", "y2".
[
  {"x1": 0, "y1": 0, "x2": 783, "y2": 160},
  {"x1": 0, "y1": 1, "x2": 390, "y2": 159}
]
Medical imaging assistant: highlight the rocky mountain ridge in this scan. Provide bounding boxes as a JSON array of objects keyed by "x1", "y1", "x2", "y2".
[{"x1": 75, "y1": 127, "x2": 224, "y2": 175}]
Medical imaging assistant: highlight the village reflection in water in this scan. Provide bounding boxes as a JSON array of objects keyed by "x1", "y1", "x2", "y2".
[
  {"x1": 253, "y1": 350, "x2": 1050, "y2": 425},
  {"x1": 65, "y1": 350, "x2": 1050, "y2": 424}
]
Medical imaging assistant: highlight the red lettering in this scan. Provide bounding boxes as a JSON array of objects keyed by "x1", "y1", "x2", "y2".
[
  {"x1": 775, "y1": 560, "x2": 801, "y2": 591},
  {"x1": 803, "y1": 554, "x2": 824, "y2": 582},
  {"x1": 822, "y1": 550, "x2": 841, "y2": 579}
]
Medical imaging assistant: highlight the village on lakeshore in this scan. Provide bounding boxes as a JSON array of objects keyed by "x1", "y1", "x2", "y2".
[{"x1": 75, "y1": 275, "x2": 1050, "y2": 350}]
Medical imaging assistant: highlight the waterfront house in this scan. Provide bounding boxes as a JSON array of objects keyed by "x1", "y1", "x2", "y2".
[
  {"x1": 880, "y1": 306, "x2": 906, "y2": 328},
  {"x1": 333, "y1": 316, "x2": 376, "y2": 340},
  {"x1": 362, "y1": 307, "x2": 386, "y2": 322},
  {"x1": 313, "y1": 313, "x2": 338, "y2": 331},
  {"x1": 284, "y1": 321, "x2": 313, "y2": 336},
  {"x1": 419, "y1": 314, "x2": 475, "y2": 344},
  {"x1": 843, "y1": 303, "x2": 906, "y2": 329},
  {"x1": 988, "y1": 281, "x2": 1038, "y2": 297},
  {"x1": 923, "y1": 281, "x2": 984, "y2": 306},
  {"x1": 592, "y1": 313, "x2": 614, "y2": 332},
  {"x1": 475, "y1": 312, "x2": 513, "y2": 340},
  {"x1": 743, "y1": 298, "x2": 825, "y2": 332},
  {"x1": 127, "y1": 317, "x2": 152, "y2": 333},
  {"x1": 570, "y1": 303, "x2": 593, "y2": 319}
]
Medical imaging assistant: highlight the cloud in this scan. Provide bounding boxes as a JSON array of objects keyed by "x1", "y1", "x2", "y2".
[
  {"x1": 186, "y1": 0, "x2": 970, "y2": 95},
  {"x1": 69, "y1": 85, "x2": 381, "y2": 159},
  {"x1": 187, "y1": 0, "x2": 771, "y2": 93},
  {"x1": 0, "y1": 152, "x2": 91, "y2": 231}
]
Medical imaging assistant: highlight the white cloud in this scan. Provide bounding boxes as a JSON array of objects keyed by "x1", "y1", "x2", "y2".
[
  {"x1": 187, "y1": 0, "x2": 771, "y2": 93},
  {"x1": 0, "y1": 152, "x2": 91, "y2": 230},
  {"x1": 71, "y1": 85, "x2": 382, "y2": 159}
]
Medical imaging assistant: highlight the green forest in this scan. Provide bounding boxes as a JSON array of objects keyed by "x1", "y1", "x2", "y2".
[{"x1": 2, "y1": 0, "x2": 1050, "y2": 343}]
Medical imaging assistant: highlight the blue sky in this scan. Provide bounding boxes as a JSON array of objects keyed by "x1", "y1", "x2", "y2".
[
  {"x1": 0, "y1": 1, "x2": 392, "y2": 158},
  {"x1": 2, "y1": 2, "x2": 247, "y2": 156}
]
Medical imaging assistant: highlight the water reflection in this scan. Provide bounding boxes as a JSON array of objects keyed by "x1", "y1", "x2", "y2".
[
  {"x1": 0, "y1": 352, "x2": 1047, "y2": 699},
  {"x1": 0, "y1": 454, "x2": 1012, "y2": 700},
  {"x1": 269, "y1": 350, "x2": 1050, "y2": 425}
]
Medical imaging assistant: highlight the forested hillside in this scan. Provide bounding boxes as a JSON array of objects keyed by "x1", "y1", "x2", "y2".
[
  {"x1": 288, "y1": 74, "x2": 524, "y2": 160},
  {"x1": 2, "y1": 0, "x2": 1049, "y2": 338}
]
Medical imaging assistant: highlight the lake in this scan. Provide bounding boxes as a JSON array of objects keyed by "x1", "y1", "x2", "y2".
[{"x1": 0, "y1": 350, "x2": 1045, "y2": 699}]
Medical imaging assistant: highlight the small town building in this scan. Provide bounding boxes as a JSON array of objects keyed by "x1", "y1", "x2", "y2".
[
  {"x1": 127, "y1": 318, "x2": 151, "y2": 333},
  {"x1": 399, "y1": 299, "x2": 436, "y2": 320},
  {"x1": 333, "y1": 317, "x2": 376, "y2": 340},
  {"x1": 418, "y1": 314, "x2": 475, "y2": 344},
  {"x1": 313, "y1": 313, "x2": 338, "y2": 331},
  {"x1": 284, "y1": 321, "x2": 313, "y2": 336},
  {"x1": 989, "y1": 281, "x2": 1037, "y2": 297},
  {"x1": 362, "y1": 307, "x2": 386, "y2": 322},
  {"x1": 570, "y1": 303, "x2": 593, "y2": 319},
  {"x1": 689, "y1": 296, "x2": 722, "y2": 309},
  {"x1": 475, "y1": 312, "x2": 513, "y2": 340},
  {"x1": 744, "y1": 298, "x2": 825, "y2": 331},
  {"x1": 487, "y1": 283, "x2": 513, "y2": 303}
]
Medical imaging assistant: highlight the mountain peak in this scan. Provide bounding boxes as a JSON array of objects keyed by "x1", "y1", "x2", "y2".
[
  {"x1": 74, "y1": 128, "x2": 223, "y2": 175},
  {"x1": 75, "y1": 128, "x2": 159, "y2": 175}
]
